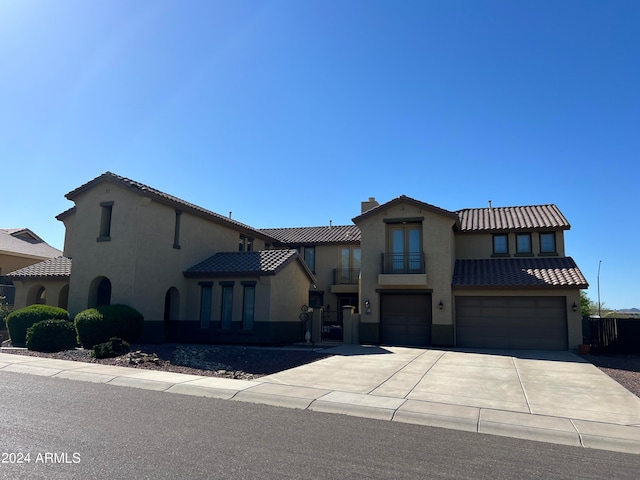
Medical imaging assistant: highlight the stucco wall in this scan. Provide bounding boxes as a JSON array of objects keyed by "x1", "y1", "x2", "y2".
[
  {"x1": 455, "y1": 231, "x2": 566, "y2": 259},
  {"x1": 355, "y1": 202, "x2": 457, "y2": 335},
  {"x1": 1, "y1": 254, "x2": 53, "y2": 277}
]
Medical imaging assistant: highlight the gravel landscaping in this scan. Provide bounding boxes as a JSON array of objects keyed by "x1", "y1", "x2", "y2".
[{"x1": 0, "y1": 342, "x2": 331, "y2": 381}]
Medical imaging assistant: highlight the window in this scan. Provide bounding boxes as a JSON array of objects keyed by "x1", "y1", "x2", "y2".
[
  {"x1": 242, "y1": 282, "x2": 256, "y2": 330},
  {"x1": 221, "y1": 282, "x2": 234, "y2": 329},
  {"x1": 304, "y1": 247, "x2": 316, "y2": 272},
  {"x1": 97, "y1": 201, "x2": 113, "y2": 241},
  {"x1": 493, "y1": 234, "x2": 508, "y2": 255},
  {"x1": 309, "y1": 291, "x2": 324, "y2": 308},
  {"x1": 199, "y1": 282, "x2": 213, "y2": 329},
  {"x1": 173, "y1": 210, "x2": 182, "y2": 249},
  {"x1": 540, "y1": 232, "x2": 557, "y2": 254},
  {"x1": 387, "y1": 224, "x2": 422, "y2": 273},
  {"x1": 338, "y1": 246, "x2": 361, "y2": 283},
  {"x1": 239, "y1": 236, "x2": 253, "y2": 252},
  {"x1": 516, "y1": 233, "x2": 532, "y2": 254}
]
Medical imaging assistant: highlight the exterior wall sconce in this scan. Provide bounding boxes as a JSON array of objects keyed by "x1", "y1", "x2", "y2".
[
  {"x1": 364, "y1": 299, "x2": 371, "y2": 314},
  {"x1": 439, "y1": 300, "x2": 444, "y2": 310},
  {"x1": 572, "y1": 302, "x2": 578, "y2": 312}
]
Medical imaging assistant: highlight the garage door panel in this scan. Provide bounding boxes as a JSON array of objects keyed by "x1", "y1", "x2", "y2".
[
  {"x1": 381, "y1": 294, "x2": 432, "y2": 347},
  {"x1": 456, "y1": 296, "x2": 567, "y2": 350}
]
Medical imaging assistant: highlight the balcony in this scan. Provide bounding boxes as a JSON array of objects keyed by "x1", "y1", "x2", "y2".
[
  {"x1": 379, "y1": 252, "x2": 427, "y2": 286},
  {"x1": 333, "y1": 268, "x2": 360, "y2": 285},
  {"x1": 381, "y1": 252, "x2": 425, "y2": 274}
]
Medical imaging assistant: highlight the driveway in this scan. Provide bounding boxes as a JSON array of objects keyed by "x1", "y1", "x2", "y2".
[{"x1": 261, "y1": 345, "x2": 640, "y2": 426}]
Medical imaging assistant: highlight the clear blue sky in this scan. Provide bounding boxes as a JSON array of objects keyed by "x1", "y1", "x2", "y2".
[{"x1": 2, "y1": 1, "x2": 638, "y2": 309}]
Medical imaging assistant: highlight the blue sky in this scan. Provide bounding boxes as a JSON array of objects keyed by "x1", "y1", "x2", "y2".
[{"x1": 2, "y1": 1, "x2": 638, "y2": 309}]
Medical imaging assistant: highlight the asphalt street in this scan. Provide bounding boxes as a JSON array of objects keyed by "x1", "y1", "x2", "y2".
[{"x1": 1, "y1": 371, "x2": 639, "y2": 480}]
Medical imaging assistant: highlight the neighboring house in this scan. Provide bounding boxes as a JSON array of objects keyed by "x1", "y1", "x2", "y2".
[
  {"x1": 8, "y1": 173, "x2": 588, "y2": 350},
  {"x1": 0, "y1": 228, "x2": 62, "y2": 306}
]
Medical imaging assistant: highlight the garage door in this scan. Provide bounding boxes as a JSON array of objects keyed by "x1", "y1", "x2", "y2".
[
  {"x1": 455, "y1": 296, "x2": 567, "y2": 350},
  {"x1": 381, "y1": 294, "x2": 432, "y2": 346}
]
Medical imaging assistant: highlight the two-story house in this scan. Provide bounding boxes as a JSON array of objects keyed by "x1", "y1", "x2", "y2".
[
  {"x1": 8, "y1": 172, "x2": 588, "y2": 350},
  {"x1": 354, "y1": 195, "x2": 587, "y2": 350}
]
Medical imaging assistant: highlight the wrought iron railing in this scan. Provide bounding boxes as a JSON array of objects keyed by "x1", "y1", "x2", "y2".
[
  {"x1": 333, "y1": 268, "x2": 360, "y2": 285},
  {"x1": 381, "y1": 252, "x2": 425, "y2": 274}
]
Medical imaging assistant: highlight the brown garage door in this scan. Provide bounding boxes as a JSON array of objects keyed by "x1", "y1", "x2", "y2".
[
  {"x1": 381, "y1": 293, "x2": 432, "y2": 346},
  {"x1": 455, "y1": 296, "x2": 567, "y2": 350}
]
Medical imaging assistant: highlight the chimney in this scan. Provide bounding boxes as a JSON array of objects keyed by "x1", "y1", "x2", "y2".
[{"x1": 361, "y1": 197, "x2": 379, "y2": 213}]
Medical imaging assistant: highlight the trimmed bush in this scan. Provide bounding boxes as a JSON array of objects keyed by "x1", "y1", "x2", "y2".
[
  {"x1": 6, "y1": 305, "x2": 70, "y2": 346},
  {"x1": 92, "y1": 337, "x2": 130, "y2": 359},
  {"x1": 26, "y1": 319, "x2": 77, "y2": 353},
  {"x1": 75, "y1": 304, "x2": 144, "y2": 349}
]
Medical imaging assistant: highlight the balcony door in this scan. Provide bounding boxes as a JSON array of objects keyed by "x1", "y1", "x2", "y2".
[{"x1": 389, "y1": 224, "x2": 422, "y2": 273}]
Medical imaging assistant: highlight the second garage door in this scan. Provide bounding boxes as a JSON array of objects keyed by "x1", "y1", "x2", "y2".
[
  {"x1": 381, "y1": 293, "x2": 432, "y2": 346},
  {"x1": 455, "y1": 296, "x2": 567, "y2": 350}
]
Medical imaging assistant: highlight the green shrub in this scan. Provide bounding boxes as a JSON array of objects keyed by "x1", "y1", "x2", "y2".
[
  {"x1": 26, "y1": 319, "x2": 77, "y2": 353},
  {"x1": 92, "y1": 337, "x2": 131, "y2": 359},
  {"x1": 6, "y1": 305, "x2": 69, "y2": 346},
  {"x1": 75, "y1": 304, "x2": 144, "y2": 349}
]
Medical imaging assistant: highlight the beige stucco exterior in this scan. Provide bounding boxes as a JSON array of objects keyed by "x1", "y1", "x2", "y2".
[
  {"x1": 9, "y1": 174, "x2": 588, "y2": 349},
  {"x1": 355, "y1": 201, "x2": 457, "y2": 342}
]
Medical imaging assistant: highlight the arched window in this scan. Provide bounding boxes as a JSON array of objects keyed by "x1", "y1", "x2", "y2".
[{"x1": 89, "y1": 276, "x2": 112, "y2": 308}]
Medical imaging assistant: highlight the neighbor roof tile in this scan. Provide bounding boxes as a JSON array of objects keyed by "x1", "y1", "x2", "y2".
[{"x1": 7, "y1": 256, "x2": 72, "y2": 278}]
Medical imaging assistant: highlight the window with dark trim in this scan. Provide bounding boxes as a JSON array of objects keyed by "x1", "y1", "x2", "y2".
[
  {"x1": 304, "y1": 247, "x2": 316, "y2": 273},
  {"x1": 516, "y1": 233, "x2": 532, "y2": 254},
  {"x1": 242, "y1": 281, "x2": 256, "y2": 330},
  {"x1": 199, "y1": 282, "x2": 213, "y2": 329},
  {"x1": 97, "y1": 201, "x2": 113, "y2": 241},
  {"x1": 239, "y1": 236, "x2": 254, "y2": 252},
  {"x1": 540, "y1": 232, "x2": 557, "y2": 254},
  {"x1": 493, "y1": 234, "x2": 508, "y2": 255},
  {"x1": 309, "y1": 291, "x2": 324, "y2": 308},
  {"x1": 221, "y1": 282, "x2": 234, "y2": 329},
  {"x1": 173, "y1": 210, "x2": 182, "y2": 249}
]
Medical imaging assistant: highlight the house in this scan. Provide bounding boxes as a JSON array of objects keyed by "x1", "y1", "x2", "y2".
[
  {"x1": 0, "y1": 228, "x2": 62, "y2": 306},
  {"x1": 354, "y1": 196, "x2": 587, "y2": 350},
  {"x1": 8, "y1": 173, "x2": 588, "y2": 350}
]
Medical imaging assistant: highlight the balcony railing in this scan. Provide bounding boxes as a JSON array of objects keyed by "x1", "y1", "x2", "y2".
[
  {"x1": 381, "y1": 252, "x2": 425, "y2": 274},
  {"x1": 333, "y1": 268, "x2": 360, "y2": 285}
]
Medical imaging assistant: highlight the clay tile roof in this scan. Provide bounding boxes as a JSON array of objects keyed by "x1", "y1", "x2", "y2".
[
  {"x1": 452, "y1": 257, "x2": 588, "y2": 288},
  {"x1": 65, "y1": 172, "x2": 276, "y2": 241},
  {"x1": 259, "y1": 225, "x2": 361, "y2": 245},
  {"x1": 7, "y1": 256, "x2": 72, "y2": 279},
  {"x1": 0, "y1": 228, "x2": 62, "y2": 259},
  {"x1": 184, "y1": 249, "x2": 315, "y2": 280},
  {"x1": 456, "y1": 205, "x2": 570, "y2": 232}
]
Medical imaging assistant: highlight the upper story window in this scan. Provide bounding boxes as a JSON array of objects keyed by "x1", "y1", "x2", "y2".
[
  {"x1": 304, "y1": 247, "x2": 316, "y2": 273},
  {"x1": 338, "y1": 246, "x2": 361, "y2": 283},
  {"x1": 516, "y1": 233, "x2": 532, "y2": 254},
  {"x1": 97, "y1": 201, "x2": 113, "y2": 242},
  {"x1": 386, "y1": 223, "x2": 423, "y2": 273},
  {"x1": 493, "y1": 234, "x2": 508, "y2": 255},
  {"x1": 239, "y1": 235, "x2": 253, "y2": 252},
  {"x1": 540, "y1": 232, "x2": 557, "y2": 254},
  {"x1": 173, "y1": 210, "x2": 182, "y2": 249}
]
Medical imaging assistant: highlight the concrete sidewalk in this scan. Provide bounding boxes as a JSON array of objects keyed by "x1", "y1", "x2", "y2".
[{"x1": 1, "y1": 345, "x2": 640, "y2": 455}]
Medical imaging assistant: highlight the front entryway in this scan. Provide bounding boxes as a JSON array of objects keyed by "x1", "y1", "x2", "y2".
[
  {"x1": 455, "y1": 296, "x2": 568, "y2": 350},
  {"x1": 380, "y1": 293, "x2": 432, "y2": 346}
]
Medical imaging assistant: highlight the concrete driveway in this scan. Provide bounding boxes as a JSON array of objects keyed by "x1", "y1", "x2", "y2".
[{"x1": 261, "y1": 345, "x2": 640, "y2": 426}]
